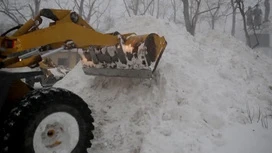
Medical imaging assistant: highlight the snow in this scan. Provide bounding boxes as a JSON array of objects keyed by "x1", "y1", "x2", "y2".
[
  {"x1": 55, "y1": 16, "x2": 272, "y2": 153},
  {"x1": 215, "y1": 123, "x2": 272, "y2": 153},
  {"x1": 48, "y1": 67, "x2": 68, "y2": 79}
]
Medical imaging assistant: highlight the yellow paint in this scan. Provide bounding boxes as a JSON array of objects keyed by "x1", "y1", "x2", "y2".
[{"x1": 0, "y1": 8, "x2": 167, "y2": 102}]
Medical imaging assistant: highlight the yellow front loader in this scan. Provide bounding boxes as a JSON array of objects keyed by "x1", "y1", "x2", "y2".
[{"x1": 0, "y1": 9, "x2": 167, "y2": 153}]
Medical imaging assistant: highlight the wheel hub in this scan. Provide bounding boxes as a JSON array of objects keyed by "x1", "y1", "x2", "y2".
[
  {"x1": 33, "y1": 112, "x2": 79, "y2": 153},
  {"x1": 42, "y1": 122, "x2": 65, "y2": 148}
]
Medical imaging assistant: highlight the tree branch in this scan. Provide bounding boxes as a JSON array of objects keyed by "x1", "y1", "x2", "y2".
[
  {"x1": 123, "y1": 0, "x2": 131, "y2": 17},
  {"x1": 141, "y1": 0, "x2": 154, "y2": 15},
  {"x1": 28, "y1": 4, "x2": 35, "y2": 17},
  {"x1": 198, "y1": 6, "x2": 219, "y2": 16},
  {"x1": 91, "y1": 0, "x2": 110, "y2": 25}
]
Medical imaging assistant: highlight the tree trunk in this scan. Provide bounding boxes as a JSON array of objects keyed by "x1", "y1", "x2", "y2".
[
  {"x1": 78, "y1": 0, "x2": 84, "y2": 16},
  {"x1": 182, "y1": 0, "x2": 194, "y2": 35},
  {"x1": 29, "y1": 0, "x2": 41, "y2": 17},
  {"x1": 142, "y1": 0, "x2": 155, "y2": 15},
  {"x1": 242, "y1": 14, "x2": 251, "y2": 47},
  {"x1": 231, "y1": 0, "x2": 236, "y2": 36},
  {"x1": 191, "y1": 0, "x2": 201, "y2": 36},
  {"x1": 86, "y1": 1, "x2": 96, "y2": 23},
  {"x1": 237, "y1": 2, "x2": 251, "y2": 47},
  {"x1": 34, "y1": 0, "x2": 40, "y2": 16},
  {"x1": 156, "y1": 0, "x2": 160, "y2": 18},
  {"x1": 151, "y1": 0, "x2": 155, "y2": 16},
  {"x1": 123, "y1": 0, "x2": 131, "y2": 17},
  {"x1": 171, "y1": 0, "x2": 177, "y2": 23},
  {"x1": 231, "y1": 9, "x2": 236, "y2": 36},
  {"x1": 212, "y1": 16, "x2": 215, "y2": 29},
  {"x1": 133, "y1": 0, "x2": 140, "y2": 15}
]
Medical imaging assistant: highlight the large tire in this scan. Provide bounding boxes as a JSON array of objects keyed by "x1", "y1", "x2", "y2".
[{"x1": 0, "y1": 87, "x2": 94, "y2": 153}]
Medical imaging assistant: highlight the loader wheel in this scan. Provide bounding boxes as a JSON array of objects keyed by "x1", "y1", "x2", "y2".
[{"x1": 0, "y1": 87, "x2": 94, "y2": 153}]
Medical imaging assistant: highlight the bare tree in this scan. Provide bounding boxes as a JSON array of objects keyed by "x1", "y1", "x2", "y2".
[
  {"x1": 127, "y1": 0, "x2": 140, "y2": 15},
  {"x1": 150, "y1": 0, "x2": 156, "y2": 16},
  {"x1": 182, "y1": 0, "x2": 226, "y2": 35},
  {"x1": 102, "y1": 15, "x2": 115, "y2": 31},
  {"x1": 74, "y1": 0, "x2": 85, "y2": 17},
  {"x1": 0, "y1": 0, "x2": 28, "y2": 24},
  {"x1": 160, "y1": 1, "x2": 172, "y2": 19},
  {"x1": 182, "y1": 0, "x2": 220, "y2": 35},
  {"x1": 90, "y1": 1, "x2": 111, "y2": 26},
  {"x1": 83, "y1": 0, "x2": 97, "y2": 23},
  {"x1": 236, "y1": 0, "x2": 251, "y2": 47},
  {"x1": 54, "y1": 0, "x2": 70, "y2": 9},
  {"x1": 123, "y1": 0, "x2": 132, "y2": 17},
  {"x1": 123, "y1": 0, "x2": 156, "y2": 16},
  {"x1": 218, "y1": 0, "x2": 237, "y2": 35},
  {"x1": 28, "y1": 0, "x2": 42, "y2": 17},
  {"x1": 133, "y1": 0, "x2": 140, "y2": 15},
  {"x1": 182, "y1": 0, "x2": 202, "y2": 35},
  {"x1": 0, "y1": 0, "x2": 47, "y2": 25},
  {"x1": 171, "y1": 0, "x2": 178, "y2": 22},
  {"x1": 141, "y1": 0, "x2": 155, "y2": 15},
  {"x1": 205, "y1": 0, "x2": 222, "y2": 29},
  {"x1": 156, "y1": 0, "x2": 160, "y2": 18},
  {"x1": 230, "y1": 0, "x2": 237, "y2": 36}
]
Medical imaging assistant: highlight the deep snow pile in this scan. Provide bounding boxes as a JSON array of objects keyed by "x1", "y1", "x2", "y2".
[{"x1": 55, "y1": 16, "x2": 272, "y2": 153}]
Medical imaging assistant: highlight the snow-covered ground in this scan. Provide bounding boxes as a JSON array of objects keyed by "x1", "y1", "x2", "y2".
[{"x1": 55, "y1": 16, "x2": 272, "y2": 153}]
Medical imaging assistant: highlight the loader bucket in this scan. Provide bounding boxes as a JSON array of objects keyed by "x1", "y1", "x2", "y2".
[{"x1": 81, "y1": 33, "x2": 167, "y2": 78}]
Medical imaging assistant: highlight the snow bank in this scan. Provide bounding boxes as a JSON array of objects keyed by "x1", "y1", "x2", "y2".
[{"x1": 55, "y1": 16, "x2": 272, "y2": 153}]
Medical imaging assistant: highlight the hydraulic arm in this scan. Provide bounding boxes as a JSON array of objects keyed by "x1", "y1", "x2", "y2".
[{"x1": 0, "y1": 9, "x2": 167, "y2": 78}]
